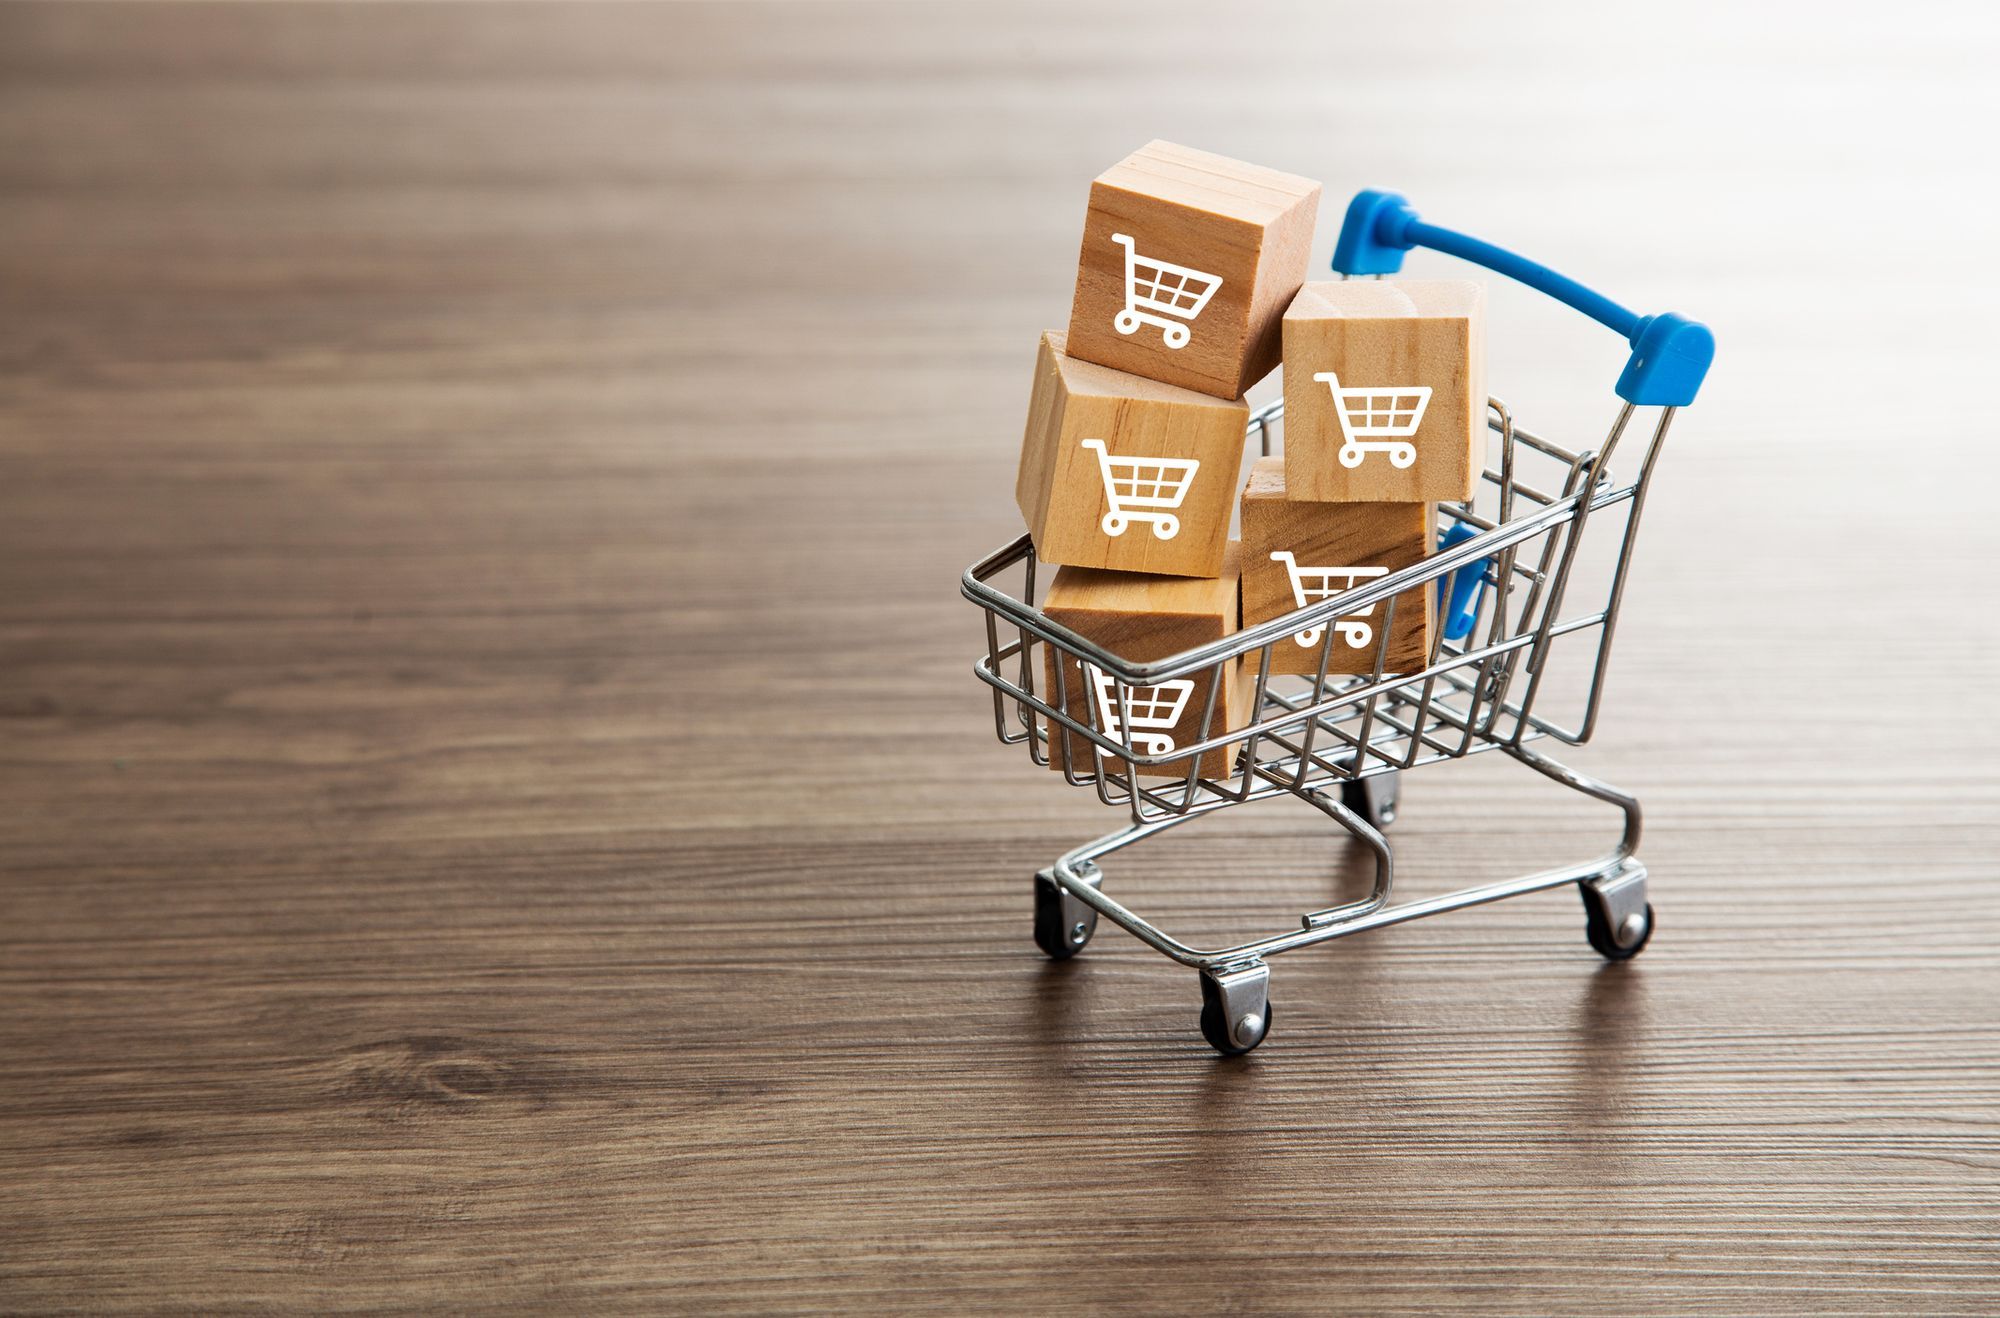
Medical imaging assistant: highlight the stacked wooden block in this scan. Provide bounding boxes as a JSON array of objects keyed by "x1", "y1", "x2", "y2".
[{"x1": 1016, "y1": 142, "x2": 1485, "y2": 778}]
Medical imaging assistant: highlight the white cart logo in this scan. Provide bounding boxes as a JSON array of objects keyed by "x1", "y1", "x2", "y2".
[
  {"x1": 1270, "y1": 552, "x2": 1389, "y2": 649},
  {"x1": 1087, "y1": 667, "x2": 1195, "y2": 757},
  {"x1": 1080, "y1": 437, "x2": 1199, "y2": 540},
  {"x1": 1314, "y1": 371, "x2": 1431, "y2": 470},
  {"x1": 1111, "y1": 233, "x2": 1221, "y2": 350}
]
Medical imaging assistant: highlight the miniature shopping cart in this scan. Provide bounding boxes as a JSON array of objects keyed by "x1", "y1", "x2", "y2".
[
  {"x1": 1080, "y1": 437, "x2": 1200, "y2": 540},
  {"x1": 1089, "y1": 668, "x2": 1193, "y2": 757},
  {"x1": 1111, "y1": 232, "x2": 1222, "y2": 350},
  {"x1": 1316, "y1": 370, "x2": 1430, "y2": 469},
  {"x1": 1269, "y1": 554, "x2": 1388, "y2": 649},
  {"x1": 965, "y1": 189, "x2": 1714, "y2": 1055}
]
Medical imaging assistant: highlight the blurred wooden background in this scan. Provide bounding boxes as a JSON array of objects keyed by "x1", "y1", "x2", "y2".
[{"x1": 2, "y1": 2, "x2": 1997, "y2": 1310}]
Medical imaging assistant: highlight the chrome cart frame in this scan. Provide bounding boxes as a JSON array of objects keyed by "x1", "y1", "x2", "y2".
[{"x1": 961, "y1": 190, "x2": 1714, "y2": 1055}]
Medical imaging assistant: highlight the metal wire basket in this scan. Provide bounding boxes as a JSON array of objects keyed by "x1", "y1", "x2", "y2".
[{"x1": 962, "y1": 189, "x2": 1714, "y2": 1055}]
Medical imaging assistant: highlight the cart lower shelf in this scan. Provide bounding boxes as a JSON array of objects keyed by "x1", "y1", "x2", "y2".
[{"x1": 1028, "y1": 743, "x2": 1654, "y2": 1056}]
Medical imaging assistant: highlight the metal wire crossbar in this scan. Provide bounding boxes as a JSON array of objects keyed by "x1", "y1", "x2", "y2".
[{"x1": 963, "y1": 392, "x2": 1679, "y2": 1053}]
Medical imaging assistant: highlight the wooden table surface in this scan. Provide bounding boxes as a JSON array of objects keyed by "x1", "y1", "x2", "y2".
[{"x1": 4, "y1": 3, "x2": 1997, "y2": 1311}]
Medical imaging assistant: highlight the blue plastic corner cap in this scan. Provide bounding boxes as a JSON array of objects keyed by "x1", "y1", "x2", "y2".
[
  {"x1": 1331, "y1": 189, "x2": 1419, "y2": 276},
  {"x1": 1332, "y1": 186, "x2": 1715, "y2": 408},
  {"x1": 1436, "y1": 522, "x2": 1487, "y2": 643},
  {"x1": 1616, "y1": 313, "x2": 1715, "y2": 408}
]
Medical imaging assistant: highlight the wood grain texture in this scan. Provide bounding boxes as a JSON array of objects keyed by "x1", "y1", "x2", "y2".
[
  {"x1": 1017, "y1": 331, "x2": 1248, "y2": 577},
  {"x1": 1284, "y1": 279, "x2": 1486, "y2": 502},
  {"x1": 1066, "y1": 140, "x2": 1319, "y2": 398},
  {"x1": 1042, "y1": 545, "x2": 1246, "y2": 779},
  {"x1": 1, "y1": 1, "x2": 1998, "y2": 1312},
  {"x1": 1240, "y1": 458, "x2": 1434, "y2": 674}
]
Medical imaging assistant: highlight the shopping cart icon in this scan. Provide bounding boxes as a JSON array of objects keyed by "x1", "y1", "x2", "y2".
[
  {"x1": 968, "y1": 186, "x2": 1716, "y2": 1055},
  {"x1": 1080, "y1": 437, "x2": 1200, "y2": 540},
  {"x1": 1270, "y1": 552, "x2": 1389, "y2": 649},
  {"x1": 1314, "y1": 371, "x2": 1431, "y2": 470},
  {"x1": 1110, "y1": 233, "x2": 1222, "y2": 350},
  {"x1": 1087, "y1": 667, "x2": 1195, "y2": 757}
]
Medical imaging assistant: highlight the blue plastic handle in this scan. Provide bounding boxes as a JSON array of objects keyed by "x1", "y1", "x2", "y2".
[
  {"x1": 1437, "y1": 522, "x2": 1487, "y2": 643},
  {"x1": 1331, "y1": 190, "x2": 1714, "y2": 408}
]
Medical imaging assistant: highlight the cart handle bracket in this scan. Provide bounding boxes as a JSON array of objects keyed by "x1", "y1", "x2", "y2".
[{"x1": 1331, "y1": 189, "x2": 1714, "y2": 408}]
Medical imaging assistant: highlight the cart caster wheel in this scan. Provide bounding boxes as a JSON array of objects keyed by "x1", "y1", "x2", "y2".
[
  {"x1": 1034, "y1": 871, "x2": 1097, "y2": 961},
  {"x1": 1584, "y1": 898, "x2": 1654, "y2": 961},
  {"x1": 1198, "y1": 969, "x2": 1272, "y2": 1056},
  {"x1": 1341, "y1": 772, "x2": 1399, "y2": 830}
]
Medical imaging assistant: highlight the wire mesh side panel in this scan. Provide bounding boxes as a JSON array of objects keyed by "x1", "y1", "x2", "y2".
[
  {"x1": 968, "y1": 400, "x2": 1677, "y2": 825},
  {"x1": 1432, "y1": 400, "x2": 1674, "y2": 748}
]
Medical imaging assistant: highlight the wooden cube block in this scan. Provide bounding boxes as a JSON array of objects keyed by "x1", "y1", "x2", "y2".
[
  {"x1": 1016, "y1": 331, "x2": 1250, "y2": 579},
  {"x1": 1042, "y1": 544, "x2": 1255, "y2": 779},
  {"x1": 1239, "y1": 458, "x2": 1434, "y2": 676},
  {"x1": 1282, "y1": 280, "x2": 1487, "y2": 503},
  {"x1": 1064, "y1": 141, "x2": 1320, "y2": 400}
]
